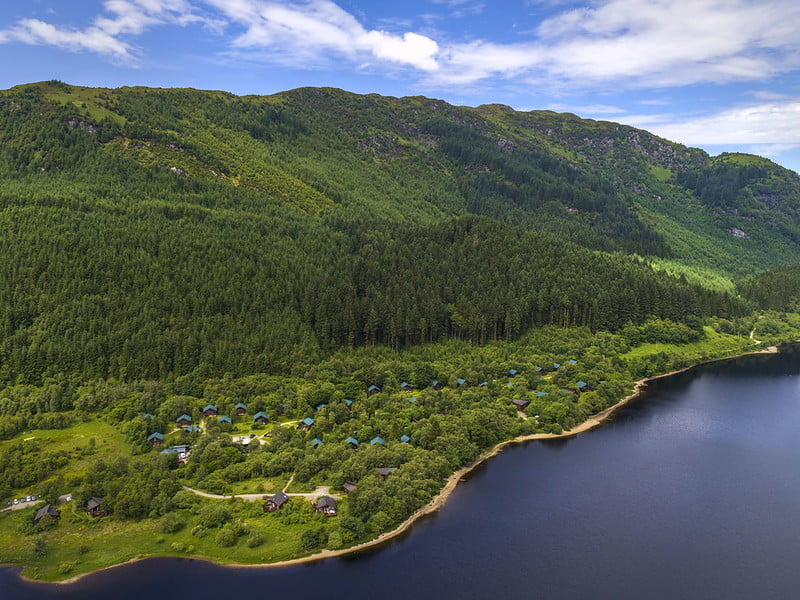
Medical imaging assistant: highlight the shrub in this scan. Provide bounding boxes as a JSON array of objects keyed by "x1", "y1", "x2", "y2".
[
  {"x1": 215, "y1": 526, "x2": 237, "y2": 547},
  {"x1": 160, "y1": 512, "x2": 185, "y2": 534},
  {"x1": 246, "y1": 532, "x2": 264, "y2": 548}
]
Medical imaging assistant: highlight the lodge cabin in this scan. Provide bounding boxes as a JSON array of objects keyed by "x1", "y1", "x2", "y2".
[
  {"x1": 314, "y1": 496, "x2": 337, "y2": 516},
  {"x1": 342, "y1": 481, "x2": 357, "y2": 494},
  {"x1": 345, "y1": 436, "x2": 359, "y2": 449},
  {"x1": 431, "y1": 380, "x2": 443, "y2": 390},
  {"x1": 400, "y1": 434, "x2": 411, "y2": 443},
  {"x1": 512, "y1": 398, "x2": 530, "y2": 411},
  {"x1": 235, "y1": 403, "x2": 247, "y2": 416},
  {"x1": 176, "y1": 414, "x2": 192, "y2": 428},
  {"x1": 367, "y1": 384, "x2": 381, "y2": 395},
  {"x1": 298, "y1": 417, "x2": 315, "y2": 431},
  {"x1": 561, "y1": 387, "x2": 579, "y2": 396},
  {"x1": 253, "y1": 411, "x2": 269, "y2": 424},
  {"x1": 553, "y1": 363, "x2": 561, "y2": 370},
  {"x1": 345, "y1": 399, "x2": 354, "y2": 408},
  {"x1": 577, "y1": 380, "x2": 591, "y2": 393},
  {"x1": 263, "y1": 491, "x2": 289, "y2": 512},
  {"x1": 456, "y1": 378, "x2": 467, "y2": 386},
  {"x1": 202, "y1": 404, "x2": 218, "y2": 418},
  {"x1": 218, "y1": 415, "x2": 232, "y2": 424},
  {"x1": 568, "y1": 359, "x2": 578, "y2": 365},
  {"x1": 147, "y1": 432, "x2": 164, "y2": 447},
  {"x1": 376, "y1": 467, "x2": 398, "y2": 479},
  {"x1": 84, "y1": 497, "x2": 107, "y2": 518},
  {"x1": 276, "y1": 403, "x2": 285, "y2": 417},
  {"x1": 33, "y1": 504, "x2": 60, "y2": 525},
  {"x1": 183, "y1": 425, "x2": 200, "y2": 434},
  {"x1": 370, "y1": 436, "x2": 386, "y2": 446},
  {"x1": 311, "y1": 438, "x2": 323, "y2": 448},
  {"x1": 400, "y1": 381, "x2": 413, "y2": 392},
  {"x1": 508, "y1": 369, "x2": 519, "y2": 378}
]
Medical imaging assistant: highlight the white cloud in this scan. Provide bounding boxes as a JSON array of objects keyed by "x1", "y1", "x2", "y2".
[{"x1": 205, "y1": 0, "x2": 440, "y2": 71}]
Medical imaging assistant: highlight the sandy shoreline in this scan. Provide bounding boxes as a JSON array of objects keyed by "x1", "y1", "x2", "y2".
[{"x1": 19, "y1": 344, "x2": 781, "y2": 585}]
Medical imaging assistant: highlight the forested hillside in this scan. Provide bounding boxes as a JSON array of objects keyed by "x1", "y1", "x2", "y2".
[{"x1": 0, "y1": 80, "x2": 797, "y2": 383}]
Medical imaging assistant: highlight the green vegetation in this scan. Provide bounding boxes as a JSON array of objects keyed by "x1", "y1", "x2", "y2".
[{"x1": 2, "y1": 80, "x2": 800, "y2": 580}]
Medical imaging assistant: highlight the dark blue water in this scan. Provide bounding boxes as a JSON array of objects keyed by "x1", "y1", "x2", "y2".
[{"x1": 5, "y1": 351, "x2": 800, "y2": 599}]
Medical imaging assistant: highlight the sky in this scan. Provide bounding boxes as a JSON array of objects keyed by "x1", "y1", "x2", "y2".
[{"x1": 1, "y1": 0, "x2": 800, "y2": 174}]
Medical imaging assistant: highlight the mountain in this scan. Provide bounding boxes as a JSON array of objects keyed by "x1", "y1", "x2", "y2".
[{"x1": 0, "y1": 80, "x2": 796, "y2": 382}]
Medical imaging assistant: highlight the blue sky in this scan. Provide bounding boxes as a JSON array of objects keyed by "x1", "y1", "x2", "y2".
[{"x1": 2, "y1": 0, "x2": 800, "y2": 173}]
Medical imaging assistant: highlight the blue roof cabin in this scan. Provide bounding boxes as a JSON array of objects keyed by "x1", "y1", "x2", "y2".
[
  {"x1": 311, "y1": 438, "x2": 323, "y2": 447},
  {"x1": 367, "y1": 384, "x2": 381, "y2": 395},
  {"x1": 553, "y1": 362, "x2": 561, "y2": 370},
  {"x1": 535, "y1": 391, "x2": 548, "y2": 397},
  {"x1": 400, "y1": 381, "x2": 413, "y2": 392},
  {"x1": 218, "y1": 415, "x2": 232, "y2": 424},
  {"x1": 184, "y1": 425, "x2": 200, "y2": 433},
  {"x1": 202, "y1": 404, "x2": 218, "y2": 417},
  {"x1": 276, "y1": 403, "x2": 285, "y2": 416},
  {"x1": 176, "y1": 414, "x2": 192, "y2": 427},
  {"x1": 408, "y1": 396, "x2": 417, "y2": 403},
  {"x1": 568, "y1": 359, "x2": 578, "y2": 365},
  {"x1": 400, "y1": 434, "x2": 411, "y2": 443},
  {"x1": 253, "y1": 411, "x2": 269, "y2": 424},
  {"x1": 370, "y1": 436, "x2": 386, "y2": 446},
  {"x1": 577, "y1": 381, "x2": 591, "y2": 392},
  {"x1": 479, "y1": 381, "x2": 488, "y2": 387},
  {"x1": 147, "y1": 432, "x2": 164, "y2": 446},
  {"x1": 315, "y1": 403, "x2": 328, "y2": 411},
  {"x1": 142, "y1": 413, "x2": 154, "y2": 420},
  {"x1": 456, "y1": 378, "x2": 466, "y2": 386},
  {"x1": 508, "y1": 369, "x2": 518, "y2": 377},
  {"x1": 345, "y1": 398, "x2": 354, "y2": 407},
  {"x1": 345, "y1": 436, "x2": 359, "y2": 449},
  {"x1": 298, "y1": 417, "x2": 315, "y2": 431},
  {"x1": 431, "y1": 380, "x2": 443, "y2": 390},
  {"x1": 235, "y1": 403, "x2": 247, "y2": 416}
]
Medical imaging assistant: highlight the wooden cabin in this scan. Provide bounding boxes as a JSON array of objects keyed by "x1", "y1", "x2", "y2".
[
  {"x1": 342, "y1": 481, "x2": 357, "y2": 494},
  {"x1": 512, "y1": 398, "x2": 530, "y2": 411},
  {"x1": 298, "y1": 417, "x2": 315, "y2": 431},
  {"x1": 263, "y1": 491, "x2": 289, "y2": 512},
  {"x1": 253, "y1": 411, "x2": 269, "y2": 424},
  {"x1": 314, "y1": 496, "x2": 337, "y2": 516},
  {"x1": 33, "y1": 504, "x2": 60, "y2": 525},
  {"x1": 84, "y1": 497, "x2": 107, "y2": 518},
  {"x1": 202, "y1": 404, "x2": 218, "y2": 418},
  {"x1": 376, "y1": 467, "x2": 398, "y2": 479},
  {"x1": 367, "y1": 384, "x2": 381, "y2": 395},
  {"x1": 176, "y1": 414, "x2": 192, "y2": 427},
  {"x1": 147, "y1": 432, "x2": 164, "y2": 447},
  {"x1": 235, "y1": 403, "x2": 247, "y2": 416}
]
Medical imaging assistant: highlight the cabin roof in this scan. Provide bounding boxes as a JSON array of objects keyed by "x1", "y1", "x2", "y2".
[
  {"x1": 376, "y1": 467, "x2": 398, "y2": 476},
  {"x1": 86, "y1": 497, "x2": 102, "y2": 510},
  {"x1": 176, "y1": 414, "x2": 192, "y2": 423},
  {"x1": 316, "y1": 496, "x2": 336, "y2": 508},
  {"x1": 202, "y1": 404, "x2": 217, "y2": 412},
  {"x1": 345, "y1": 436, "x2": 359, "y2": 446},
  {"x1": 400, "y1": 434, "x2": 411, "y2": 443},
  {"x1": 235, "y1": 402, "x2": 247, "y2": 409},
  {"x1": 253, "y1": 411, "x2": 269, "y2": 421},
  {"x1": 269, "y1": 491, "x2": 289, "y2": 506},
  {"x1": 370, "y1": 436, "x2": 386, "y2": 446},
  {"x1": 367, "y1": 384, "x2": 381, "y2": 392},
  {"x1": 577, "y1": 381, "x2": 588, "y2": 389},
  {"x1": 457, "y1": 378, "x2": 466, "y2": 385},
  {"x1": 147, "y1": 432, "x2": 164, "y2": 441},
  {"x1": 218, "y1": 416, "x2": 232, "y2": 423},
  {"x1": 301, "y1": 417, "x2": 315, "y2": 426},
  {"x1": 311, "y1": 438, "x2": 323, "y2": 446}
]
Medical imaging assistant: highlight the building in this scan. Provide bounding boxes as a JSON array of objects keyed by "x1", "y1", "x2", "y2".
[
  {"x1": 298, "y1": 417, "x2": 315, "y2": 431},
  {"x1": 202, "y1": 404, "x2": 218, "y2": 418},
  {"x1": 235, "y1": 403, "x2": 247, "y2": 416},
  {"x1": 176, "y1": 414, "x2": 192, "y2": 427},
  {"x1": 84, "y1": 497, "x2": 107, "y2": 517},
  {"x1": 253, "y1": 411, "x2": 269, "y2": 424},
  {"x1": 314, "y1": 496, "x2": 337, "y2": 516},
  {"x1": 33, "y1": 504, "x2": 60, "y2": 525},
  {"x1": 512, "y1": 398, "x2": 530, "y2": 411},
  {"x1": 147, "y1": 432, "x2": 164, "y2": 447},
  {"x1": 342, "y1": 481, "x2": 357, "y2": 494},
  {"x1": 263, "y1": 491, "x2": 289, "y2": 512}
]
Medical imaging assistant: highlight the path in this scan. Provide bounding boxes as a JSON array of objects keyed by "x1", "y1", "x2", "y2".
[{"x1": 182, "y1": 485, "x2": 339, "y2": 502}]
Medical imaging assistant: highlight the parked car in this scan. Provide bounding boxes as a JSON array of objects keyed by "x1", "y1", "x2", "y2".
[{"x1": 13, "y1": 499, "x2": 18, "y2": 505}]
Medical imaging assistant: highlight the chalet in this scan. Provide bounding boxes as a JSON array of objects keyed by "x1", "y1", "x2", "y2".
[
  {"x1": 431, "y1": 380, "x2": 443, "y2": 390},
  {"x1": 367, "y1": 384, "x2": 381, "y2": 395},
  {"x1": 314, "y1": 496, "x2": 337, "y2": 516},
  {"x1": 456, "y1": 378, "x2": 466, "y2": 386},
  {"x1": 345, "y1": 436, "x2": 359, "y2": 449},
  {"x1": 253, "y1": 411, "x2": 269, "y2": 424},
  {"x1": 408, "y1": 396, "x2": 417, "y2": 403},
  {"x1": 147, "y1": 432, "x2": 164, "y2": 447},
  {"x1": 315, "y1": 403, "x2": 328, "y2": 411},
  {"x1": 479, "y1": 381, "x2": 488, "y2": 387},
  {"x1": 311, "y1": 438, "x2": 323, "y2": 448},
  {"x1": 342, "y1": 481, "x2": 357, "y2": 494},
  {"x1": 508, "y1": 369, "x2": 519, "y2": 378},
  {"x1": 235, "y1": 403, "x2": 247, "y2": 416},
  {"x1": 276, "y1": 403, "x2": 285, "y2": 417},
  {"x1": 33, "y1": 504, "x2": 60, "y2": 525},
  {"x1": 536, "y1": 391, "x2": 549, "y2": 398},
  {"x1": 142, "y1": 413, "x2": 154, "y2": 420},
  {"x1": 400, "y1": 381, "x2": 413, "y2": 392},
  {"x1": 376, "y1": 467, "x2": 398, "y2": 479},
  {"x1": 176, "y1": 414, "x2": 192, "y2": 427},
  {"x1": 568, "y1": 359, "x2": 578, "y2": 365},
  {"x1": 561, "y1": 387, "x2": 579, "y2": 396},
  {"x1": 400, "y1": 434, "x2": 411, "y2": 443},
  {"x1": 512, "y1": 398, "x2": 530, "y2": 411},
  {"x1": 345, "y1": 399, "x2": 354, "y2": 408},
  {"x1": 202, "y1": 404, "x2": 218, "y2": 418},
  {"x1": 577, "y1": 381, "x2": 591, "y2": 393},
  {"x1": 84, "y1": 497, "x2": 107, "y2": 517},
  {"x1": 553, "y1": 363, "x2": 561, "y2": 370},
  {"x1": 218, "y1": 416, "x2": 232, "y2": 424},
  {"x1": 370, "y1": 437, "x2": 386, "y2": 446},
  {"x1": 184, "y1": 425, "x2": 200, "y2": 433},
  {"x1": 263, "y1": 491, "x2": 289, "y2": 512},
  {"x1": 298, "y1": 417, "x2": 315, "y2": 431}
]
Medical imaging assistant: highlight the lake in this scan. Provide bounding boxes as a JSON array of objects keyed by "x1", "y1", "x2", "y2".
[{"x1": 4, "y1": 350, "x2": 800, "y2": 599}]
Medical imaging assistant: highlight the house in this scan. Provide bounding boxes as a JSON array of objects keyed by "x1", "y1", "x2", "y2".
[
  {"x1": 512, "y1": 399, "x2": 530, "y2": 411},
  {"x1": 342, "y1": 481, "x2": 357, "y2": 494},
  {"x1": 298, "y1": 417, "x2": 315, "y2": 431},
  {"x1": 367, "y1": 384, "x2": 381, "y2": 395},
  {"x1": 508, "y1": 369, "x2": 519, "y2": 378},
  {"x1": 311, "y1": 438, "x2": 323, "y2": 448},
  {"x1": 147, "y1": 432, "x2": 164, "y2": 447},
  {"x1": 431, "y1": 379, "x2": 443, "y2": 390},
  {"x1": 345, "y1": 399, "x2": 354, "y2": 408},
  {"x1": 479, "y1": 381, "x2": 488, "y2": 387},
  {"x1": 183, "y1": 425, "x2": 200, "y2": 434},
  {"x1": 235, "y1": 403, "x2": 247, "y2": 416},
  {"x1": 218, "y1": 416, "x2": 232, "y2": 424},
  {"x1": 176, "y1": 414, "x2": 192, "y2": 427},
  {"x1": 553, "y1": 363, "x2": 561, "y2": 370},
  {"x1": 568, "y1": 359, "x2": 578, "y2": 365},
  {"x1": 400, "y1": 381, "x2": 413, "y2": 392},
  {"x1": 263, "y1": 491, "x2": 289, "y2": 512},
  {"x1": 370, "y1": 437, "x2": 386, "y2": 446},
  {"x1": 202, "y1": 404, "x2": 218, "y2": 418},
  {"x1": 253, "y1": 411, "x2": 269, "y2": 424},
  {"x1": 408, "y1": 396, "x2": 417, "y2": 403},
  {"x1": 33, "y1": 504, "x2": 60, "y2": 525},
  {"x1": 376, "y1": 467, "x2": 398, "y2": 478},
  {"x1": 276, "y1": 403, "x2": 285, "y2": 417},
  {"x1": 84, "y1": 497, "x2": 106, "y2": 517},
  {"x1": 314, "y1": 496, "x2": 337, "y2": 516},
  {"x1": 577, "y1": 381, "x2": 591, "y2": 392},
  {"x1": 400, "y1": 434, "x2": 411, "y2": 443},
  {"x1": 535, "y1": 391, "x2": 549, "y2": 397},
  {"x1": 142, "y1": 413, "x2": 154, "y2": 420},
  {"x1": 345, "y1": 436, "x2": 359, "y2": 449},
  {"x1": 315, "y1": 403, "x2": 328, "y2": 411},
  {"x1": 456, "y1": 378, "x2": 466, "y2": 386}
]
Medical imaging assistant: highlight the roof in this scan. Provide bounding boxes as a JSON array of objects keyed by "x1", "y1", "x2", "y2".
[
  {"x1": 400, "y1": 434, "x2": 411, "y2": 443},
  {"x1": 536, "y1": 391, "x2": 549, "y2": 397},
  {"x1": 367, "y1": 384, "x2": 381, "y2": 392},
  {"x1": 345, "y1": 436, "x2": 359, "y2": 446},
  {"x1": 176, "y1": 414, "x2": 192, "y2": 423},
  {"x1": 315, "y1": 403, "x2": 328, "y2": 410},
  {"x1": 268, "y1": 491, "x2": 289, "y2": 506},
  {"x1": 553, "y1": 363, "x2": 561, "y2": 369},
  {"x1": 376, "y1": 467, "x2": 398, "y2": 476},
  {"x1": 512, "y1": 399, "x2": 529, "y2": 407},
  {"x1": 480, "y1": 381, "x2": 488, "y2": 386},
  {"x1": 568, "y1": 359, "x2": 578, "y2": 364},
  {"x1": 408, "y1": 396, "x2": 416, "y2": 403},
  {"x1": 184, "y1": 425, "x2": 200, "y2": 433},
  {"x1": 253, "y1": 411, "x2": 269, "y2": 421},
  {"x1": 311, "y1": 438, "x2": 323, "y2": 447},
  {"x1": 345, "y1": 399, "x2": 354, "y2": 406},
  {"x1": 202, "y1": 404, "x2": 217, "y2": 412},
  {"x1": 577, "y1": 381, "x2": 588, "y2": 389},
  {"x1": 316, "y1": 496, "x2": 336, "y2": 508},
  {"x1": 147, "y1": 432, "x2": 164, "y2": 441},
  {"x1": 343, "y1": 481, "x2": 357, "y2": 492},
  {"x1": 142, "y1": 413, "x2": 154, "y2": 419},
  {"x1": 509, "y1": 369, "x2": 518, "y2": 375},
  {"x1": 301, "y1": 417, "x2": 315, "y2": 426},
  {"x1": 235, "y1": 402, "x2": 247, "y2": 409},
  {"x1": 34, "y1": 504, "x2": 59, "y2": 521},
  {"x1": 218, "y1": 416, "x2": 232, "y2": 423},
  {"x1": 86, "y1": 497, "x2": 102, "y2": 510},
  {"x1": 457, "y1": 378, "x2": 466, "y2": 385},
  {"x1": 370, "y1": 437, "x2": 386, "y2": 446},
  {"x1": 400, "y1": 381, "x2": 411, "y2": 388},
  {"x1": 431, "y1": 380, "x2": 439, "y2": 386}
]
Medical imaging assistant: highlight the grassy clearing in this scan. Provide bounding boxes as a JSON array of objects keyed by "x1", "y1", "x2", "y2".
[{"x1": 622, "y1": 327, "x2": 756, "y2": 361}]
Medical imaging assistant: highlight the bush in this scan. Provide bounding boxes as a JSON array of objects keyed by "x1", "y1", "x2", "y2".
[
  {"x1": 58, "y1": 561, "x2": 76, "y2": 575},
  {"x1": 246, "y1": 532, "x2": 264, "y2": 548},
  {"x1": 160, "y1": 512, "x2": 185, "y2": 534},
  {"x1": 170, "y1": 542, "x2": 186, "y2": 552},
  {"x1": 190, "y1": 525, "x2": 208, "y2": 538},
  {"x1": 215, "y1": 526, "x2": 237, "y2": 547}
]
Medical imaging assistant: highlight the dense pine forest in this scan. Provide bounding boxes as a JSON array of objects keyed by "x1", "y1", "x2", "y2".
[{"x1": 2, "y1": 80, "x2": 800, "y2": 580}]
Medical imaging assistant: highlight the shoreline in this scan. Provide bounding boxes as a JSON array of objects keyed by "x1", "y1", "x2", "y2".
[{"x1": 16, "y1": 344, "x2": 782, "y2": 585}]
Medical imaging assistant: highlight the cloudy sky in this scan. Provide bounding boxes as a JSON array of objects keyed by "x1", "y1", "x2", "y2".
[{"x1": 2, "y1": 0, "x2": 799, "y2": 173}]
